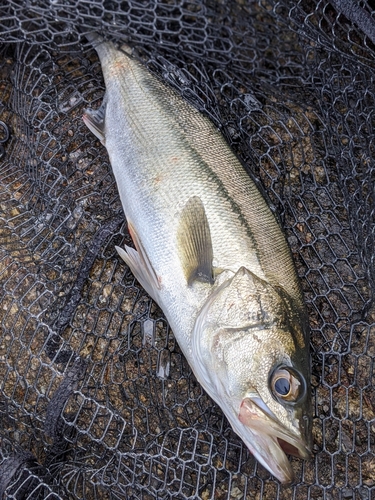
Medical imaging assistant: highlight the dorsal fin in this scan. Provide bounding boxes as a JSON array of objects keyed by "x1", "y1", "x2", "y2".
[{"x1": 177, "y1": 196, "x2": 214, "y2": 286}]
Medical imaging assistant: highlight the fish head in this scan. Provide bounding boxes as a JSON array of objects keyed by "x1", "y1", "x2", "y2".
[{"x1": 192, "y1": 266, "x2": 312, "y2": 484}]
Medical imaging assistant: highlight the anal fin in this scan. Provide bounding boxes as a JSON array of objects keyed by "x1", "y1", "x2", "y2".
[{"x1": 177, "y1": 196, "x2": 214, "y2": 286}]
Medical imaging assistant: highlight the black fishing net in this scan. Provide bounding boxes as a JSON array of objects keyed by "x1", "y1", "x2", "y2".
[{"x1": 0, "y1": 0, "x2": 374, "y2": 498}]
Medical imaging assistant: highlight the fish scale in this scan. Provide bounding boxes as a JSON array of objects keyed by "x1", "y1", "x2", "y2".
[{"x1": 83, "y1": 32, "x2": 312, "y2": 484}]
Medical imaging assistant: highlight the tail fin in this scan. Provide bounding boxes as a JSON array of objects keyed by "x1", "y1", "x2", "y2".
[{"x1": 85, "y1": 32, "x2": 104, "y2": 45}]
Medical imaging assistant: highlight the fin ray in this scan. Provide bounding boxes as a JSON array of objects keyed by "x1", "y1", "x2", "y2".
[
  {"x1": 178, "y1": 196, "x2": 214, "y2": 285},
  {"x1": 83, "y1": 96, "x2": 107, "y2": 143},
  {"x1": 116, "y1": 224, "x2": 161, "y2": 304}
]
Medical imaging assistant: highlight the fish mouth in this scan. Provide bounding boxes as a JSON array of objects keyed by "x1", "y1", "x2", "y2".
[
  {"x1": 236, "y1": 396, "x2": 312, "y2": 484},
  {"x1": 277, "y1": 437, "x2": 306, "y2": 458}
]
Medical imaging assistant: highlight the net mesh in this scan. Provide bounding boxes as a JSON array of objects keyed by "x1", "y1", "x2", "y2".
[{"x1": 0, "y1": 0, "x2": 375, "y2": 498}]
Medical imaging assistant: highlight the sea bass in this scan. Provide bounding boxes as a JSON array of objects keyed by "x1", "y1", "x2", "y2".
[{"x1": 83, "y1": 33, "x2": 312, "y2": 484}]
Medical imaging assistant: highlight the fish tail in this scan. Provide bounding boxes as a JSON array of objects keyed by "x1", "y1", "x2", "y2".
[
  {"x1": 85, "y1": 32, "x2": 133, "y2": 60},
  {"x1": 85, "y1": 32, "x2": 104, "y2": 45}
]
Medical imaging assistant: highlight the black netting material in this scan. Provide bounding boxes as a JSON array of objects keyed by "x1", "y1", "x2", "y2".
[{"x1": 0, "y1": 1, "x2": 375, "y2": 498}]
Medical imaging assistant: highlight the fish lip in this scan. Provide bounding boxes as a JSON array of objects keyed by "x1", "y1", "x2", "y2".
[
  {"x1": 238, "y1": 396, "x2": 312, "y2": 484},
  {"x1": 244, "y1": 396, "x2": 312, "y2": 457}
]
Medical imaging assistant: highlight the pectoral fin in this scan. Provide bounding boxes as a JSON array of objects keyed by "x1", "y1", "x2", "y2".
[
  {"x1": 177, "y1": 196, "x2": 214, "y2": 286},
  {"x1": 116, "y1": 224, "x2": 161, "y2": 304},
  {"x1": 83, "y1": 96, "x2": 107, "y2": 143}
]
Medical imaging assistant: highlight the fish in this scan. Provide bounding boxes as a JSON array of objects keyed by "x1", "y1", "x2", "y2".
[{"x1": 83, "y1": 32, "x2": 312, "y2": 484}]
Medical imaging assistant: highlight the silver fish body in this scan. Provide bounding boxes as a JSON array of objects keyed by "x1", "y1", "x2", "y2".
[{"x1": 83, "y1": 33, "x2": 312, "y2": 484}]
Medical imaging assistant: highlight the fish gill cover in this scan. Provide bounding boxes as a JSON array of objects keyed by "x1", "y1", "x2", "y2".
[{"x1": 0, "y1": 0, "x2": 374, "y2": 499}]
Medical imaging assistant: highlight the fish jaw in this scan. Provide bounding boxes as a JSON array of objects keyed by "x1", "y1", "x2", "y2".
[{"x1": 236, "y1": 397, "x2": 312, "y2": 484}]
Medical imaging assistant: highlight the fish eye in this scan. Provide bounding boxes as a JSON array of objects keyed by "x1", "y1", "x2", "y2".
[
  {"x1": 270, "y1": 366, "x2": 305, "y2": 403},
  {"x1": 274, "y1": 376, "x2": 290, "y2": 396}
]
